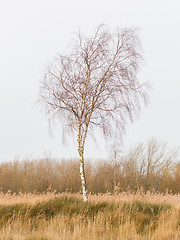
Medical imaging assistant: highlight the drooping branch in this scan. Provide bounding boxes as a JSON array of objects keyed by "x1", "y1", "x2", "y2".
[{"x1": 40, "y1": 24, "x2": 148, "y2": 149}]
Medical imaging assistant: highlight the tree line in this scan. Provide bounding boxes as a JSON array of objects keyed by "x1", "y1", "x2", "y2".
[{"x1": 0, "y1": 139, "x2": 179, "y2": 194}]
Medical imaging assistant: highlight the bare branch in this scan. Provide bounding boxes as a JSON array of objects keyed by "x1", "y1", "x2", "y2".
[{"x1": 39, "y1": 24, "x2": 149, "y2": 152}]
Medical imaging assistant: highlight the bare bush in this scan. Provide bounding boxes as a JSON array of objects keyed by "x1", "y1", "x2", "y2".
[{"x1": 121, "y1": 138, "x2": 179, "y2": 193}]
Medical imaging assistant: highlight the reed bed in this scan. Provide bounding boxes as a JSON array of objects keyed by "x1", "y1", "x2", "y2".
[{"x1": 0, "y1": 192, "x2": 179, "y2": 240}]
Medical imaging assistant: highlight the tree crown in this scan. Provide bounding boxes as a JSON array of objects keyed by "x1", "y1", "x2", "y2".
[{"x1": 40, "y1": 25, "x2": 148, "y2": 143}]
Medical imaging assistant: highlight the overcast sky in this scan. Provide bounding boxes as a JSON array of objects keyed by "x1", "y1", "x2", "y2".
[{"x1": 0, "y1": 0, "x2": 180, "y2": 162}]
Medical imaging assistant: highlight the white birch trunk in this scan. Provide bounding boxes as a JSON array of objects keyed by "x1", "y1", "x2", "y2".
[
  {"x1": 79, "y1": 154, "x2": 88, "y2": 202},
  {"x1": 77, "y1": 126, "x2": 88, "y2": 202}
]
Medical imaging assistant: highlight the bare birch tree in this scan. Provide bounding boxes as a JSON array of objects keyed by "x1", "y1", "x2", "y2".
[{"x1": 39, "y1": 24, "x2": 148, "y2": 201}]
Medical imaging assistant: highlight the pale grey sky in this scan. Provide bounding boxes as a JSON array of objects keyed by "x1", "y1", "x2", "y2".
[{"x1": 0, "y1": 0, "x2": 180, "y2": 162}]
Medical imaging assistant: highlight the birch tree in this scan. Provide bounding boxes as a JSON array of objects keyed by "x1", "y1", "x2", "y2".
[{"x1": 39, "y1": 25, "x2": 148, "y2": 201}]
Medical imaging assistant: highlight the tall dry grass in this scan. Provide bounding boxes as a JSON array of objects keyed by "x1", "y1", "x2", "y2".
[{"x1": 0, "y1": 192, "x2": 179, "y2": 240}]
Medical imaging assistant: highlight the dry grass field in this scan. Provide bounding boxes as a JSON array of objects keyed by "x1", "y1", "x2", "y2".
[{"x1": 0, "y1": 191, "x2": 179, "y2": 240}]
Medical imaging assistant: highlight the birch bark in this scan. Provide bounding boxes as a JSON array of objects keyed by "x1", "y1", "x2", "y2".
[
  {"x1": 77, "y1": 125, "x2": 88, "y2": 202},
  {"x1": 79, "y1": 153, "x2": 88, "y2": 202}
]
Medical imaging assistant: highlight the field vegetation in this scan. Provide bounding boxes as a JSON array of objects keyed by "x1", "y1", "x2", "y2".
[
  {"x1": 0, "y1": 192, "x2": 179, "y2": 239},
  {"x1": 0, "y1": 139, "x2": 179, "y2": 239}
]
